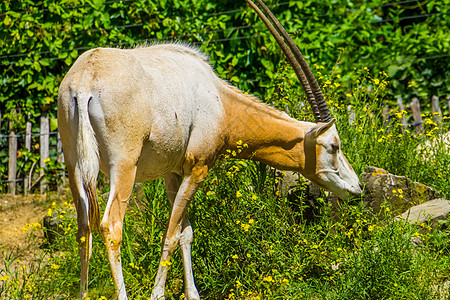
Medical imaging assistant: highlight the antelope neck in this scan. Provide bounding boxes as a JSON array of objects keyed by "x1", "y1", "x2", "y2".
[{"x1": 219, "y1": 83, "x2": 314, "y2": 171}]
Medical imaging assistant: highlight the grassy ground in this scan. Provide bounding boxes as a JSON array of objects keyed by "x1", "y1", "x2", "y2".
[{"x1": 1, "y1": 67, "x2": 450, "y2": 299}]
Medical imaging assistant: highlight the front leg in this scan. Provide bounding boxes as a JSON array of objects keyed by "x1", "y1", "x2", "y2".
[
  {"x1": 151, "y1": 166, "x2": 208, "y2": 300},
  {"x1": 162, "y1": 174, "x2": 199, "y2": 300}
]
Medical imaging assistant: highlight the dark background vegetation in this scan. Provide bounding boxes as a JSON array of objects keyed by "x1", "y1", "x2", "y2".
[
  {"x1": 1, "y1": 1, "x2": 450, "y2": 299},
  {"x1": 1, "y1": 0, "x2": 449, "y2": 187}
]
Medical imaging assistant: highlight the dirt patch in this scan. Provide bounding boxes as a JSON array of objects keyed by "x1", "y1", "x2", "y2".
[{"x1": 0, "y1": 194, "x2": 50, "y2": 259}]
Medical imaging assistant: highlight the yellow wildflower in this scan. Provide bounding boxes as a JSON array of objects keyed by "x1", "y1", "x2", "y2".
[
  {"x1": 236, "y1": 280, "x2": 242, "y2": 288},
  {"x1": 160, "y1": 259, "x2": 172, "y2": 267},
  {"x1": 241, "y1": 223, "x2": 250, "y2": 231}
]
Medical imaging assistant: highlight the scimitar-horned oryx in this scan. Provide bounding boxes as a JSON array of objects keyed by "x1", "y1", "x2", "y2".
[{"x1": 57, "y1": 0, "x2": 362, "y2": 299}]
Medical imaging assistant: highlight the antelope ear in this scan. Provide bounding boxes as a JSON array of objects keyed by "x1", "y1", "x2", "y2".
[{"x1": 310, "y1": 118, "x2": 336, "y2": 138}]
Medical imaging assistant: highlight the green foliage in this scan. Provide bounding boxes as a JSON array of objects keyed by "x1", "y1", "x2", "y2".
[
  {"x1": 1, "y1": 167, "x2": 449, "y2": 299},
  {"x1": 2, "y1": 66, "x2": 450, "y2": 296},
  {"x1": 1, "y1": 0, "x2": 449, "y2": 189}
]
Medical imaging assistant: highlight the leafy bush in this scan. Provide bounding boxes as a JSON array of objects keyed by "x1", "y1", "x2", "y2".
[
  {"x1": 1, "y1": 68, "x2": 450, "y2": 299},
  {"x1": 1, "y1": 0, "x2": 449, "y2": 190}
]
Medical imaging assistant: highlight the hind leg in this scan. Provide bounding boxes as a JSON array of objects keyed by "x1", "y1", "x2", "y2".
[
  {"x1": 164, "y1": 173, "x2": 199, "y2": 300},
  {"x1": 66, "y1": 162, "x2": 94, "y2": 299},
  {"x1": 100, "y1": 164, "x2": 137, "y2": 300}
]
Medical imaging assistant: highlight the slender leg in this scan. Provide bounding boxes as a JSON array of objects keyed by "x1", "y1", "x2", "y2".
[
  {"x1": 163, "y1": 173, "x2": 200, "y2": 300},
  {"x1": 100, "y1": 164, "x2": 137, "y2": 300},
  {"x1": 67, "y1": 163, "x2": 94, "y2": 299},
  {"x1": 151, "y1": 166, "x2": 208, "y2": 300}
]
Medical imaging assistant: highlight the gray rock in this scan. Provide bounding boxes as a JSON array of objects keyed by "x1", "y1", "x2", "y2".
[
  {"x1": 362, "y1": 166, "x2": 437, "y2": 214},
  {"x1": 43, "y1": 208, "x2": 76, "y2": 247},
  {"x1": 396, "y1": 198, "x2": 450, "y2": 228}
]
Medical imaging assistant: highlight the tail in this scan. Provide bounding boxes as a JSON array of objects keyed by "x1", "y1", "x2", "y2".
[{"x1": 75, "y1": 95, "x2": 101, "y2": 232}]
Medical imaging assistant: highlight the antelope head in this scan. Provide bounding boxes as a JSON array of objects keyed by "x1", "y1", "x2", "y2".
[{"x1": 247, "y1": 0, "x2": 362, "y2": 199}]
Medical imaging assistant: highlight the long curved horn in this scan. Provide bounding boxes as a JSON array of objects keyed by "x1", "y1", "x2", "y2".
[
  {"x1": 246, "y1": 0, "x2": 332, "y2": 123},
  {"x1": 245, "y1": 0, "x2": 321, "y2": 122}
]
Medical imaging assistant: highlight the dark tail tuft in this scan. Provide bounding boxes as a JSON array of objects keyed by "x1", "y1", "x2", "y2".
[{"x1": 83, "y1": 180, "x2": 101, "y2": 232}]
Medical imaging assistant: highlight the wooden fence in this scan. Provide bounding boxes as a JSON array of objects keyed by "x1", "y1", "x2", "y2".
[
  {"x1": 396, "y1": 95, "x2": 449, "y2": 133},
  {"x1": 347, "y1": 95, "x2": 450, "y2": 132},
  {"x1": 1, "y1": 95, "x2": 449, "y2": 195},
  {"x1": 0, "y1": 110, "x2": 64, "y2": 195}
]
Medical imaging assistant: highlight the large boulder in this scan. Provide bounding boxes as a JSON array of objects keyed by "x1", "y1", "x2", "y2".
[
  {"x1": 276, "y1": 171, "x2": 325, "y2": 222},
  {"x1": 277, "y1": 167, "x2": 440, "y2": 218},
  {"x1": 361, "y1": 166, "x2": 438, "y2": 214}
]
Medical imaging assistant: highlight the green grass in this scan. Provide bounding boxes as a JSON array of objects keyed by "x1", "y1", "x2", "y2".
[{"x1": 1, "y1": 68, "x2": 450, "y2": 299}]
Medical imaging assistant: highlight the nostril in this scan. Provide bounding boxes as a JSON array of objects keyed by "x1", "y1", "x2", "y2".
[{"x1": 358, "y1": 183, "x2": 363, "y2": 190}]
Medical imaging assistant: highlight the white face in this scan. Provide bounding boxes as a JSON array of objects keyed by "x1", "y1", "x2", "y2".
[{"x1": 304, "y1": 119, "x2": 362, "y2": 199}]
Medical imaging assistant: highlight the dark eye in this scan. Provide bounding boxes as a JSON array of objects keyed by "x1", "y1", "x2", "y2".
[{"x1": 331, "y1": 143, "x2": 340, "y2": 152}]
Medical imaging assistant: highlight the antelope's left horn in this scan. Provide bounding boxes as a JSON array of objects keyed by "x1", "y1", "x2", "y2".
[{"x1": 246, "y1": 0, "x2": 332, "y2": 123}]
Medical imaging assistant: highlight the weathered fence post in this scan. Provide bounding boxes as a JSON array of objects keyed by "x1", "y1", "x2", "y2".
[
  {"x1": 40, "y1": 112, "x2": 49, "y2": 194},
  {"x1": 347, "y1": 105, "x2": 355, "y2": 126},
  {"x1": 410, "y1": 97, "x2": 423, "y2": 133},
  {"x1": 8, "y1": 118, "x2": 17, "y2": 195},
  {"x1": 447, "y1": 96, "x2": 450, "y2": 113},
  {"x1": 396, "y1": 98, "x2": 408, "y2": 130},
  {"x1": 57, "y1": 132, "x2": 66, "y2": 194},
  {"x1": 382, "y1": 105, "x2": 390, "y2": 128},
  {"x1": 431, "y1": 95, "x2": 442, "y2": 128},
  {"x1": 24, "y1": 116, "x2": 32, "y2": 195}
]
